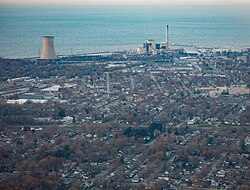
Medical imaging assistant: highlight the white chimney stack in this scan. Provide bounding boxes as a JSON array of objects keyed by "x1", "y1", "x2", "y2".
[
  {"x1": 40, "y1": 36, "x2": 57, "y2": 59},
  {"x1": 166, "y1": 25, "x2": 169, "y2": 49}
]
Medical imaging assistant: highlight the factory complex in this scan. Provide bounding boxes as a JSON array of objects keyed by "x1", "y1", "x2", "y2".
[{"x1": 136, "y1": 25, "x2": 170, "y2": 55}]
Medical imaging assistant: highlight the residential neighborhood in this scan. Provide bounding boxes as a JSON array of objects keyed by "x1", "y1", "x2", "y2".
[{"x1": 0, "y1": 47, "x2": 249, "y2": 189}]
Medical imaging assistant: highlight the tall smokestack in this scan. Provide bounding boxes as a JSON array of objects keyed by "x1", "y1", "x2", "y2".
[
  {"x1": 40, "y1": 36, "x2": 57, "y2": 59},
  {"x1": 166, "y1": 25, "x2": 169, "y2": 49}
]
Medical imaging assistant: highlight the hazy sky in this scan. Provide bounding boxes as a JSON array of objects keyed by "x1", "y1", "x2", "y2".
[{"x1": 1, "y1": 0, "x2": 250, "y2": 6}]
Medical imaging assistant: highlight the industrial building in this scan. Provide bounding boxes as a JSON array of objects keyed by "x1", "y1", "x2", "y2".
[
  {"x1": 136, "y1": 25, "x2": 201, "y2": 56},
  {"x1": 137, "y1": 25, "x2": 169, "y2": 55}
]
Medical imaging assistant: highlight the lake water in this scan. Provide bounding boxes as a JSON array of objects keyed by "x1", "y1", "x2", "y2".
[{"x1": 0, "y1": 6, "x2": 250, "y2": 58}]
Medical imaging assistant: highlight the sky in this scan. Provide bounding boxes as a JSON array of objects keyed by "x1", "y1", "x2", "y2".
[{"x1": 0, "y1": 0, "x2": 250, "y2": 6}]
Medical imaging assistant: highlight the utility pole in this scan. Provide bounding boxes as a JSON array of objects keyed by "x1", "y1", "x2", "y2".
[
  {"x1": 106, "y1": 72, "x2": 110, "y2": 94},
  {"x1": 130, "y1": 76, "x2": 135, "y2": 91}
]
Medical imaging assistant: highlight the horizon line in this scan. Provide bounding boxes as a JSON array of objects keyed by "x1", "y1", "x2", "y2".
[{"x1": 1, "y1": 1, "x2": 250, "y2": 7}]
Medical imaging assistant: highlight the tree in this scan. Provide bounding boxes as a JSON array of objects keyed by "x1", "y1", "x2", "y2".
[
  {"x1": 148, "y1": 122, "x2": 164, "y2": 137},
  {"x1": 202, "y1": 149, "x2": 214, "y2": 160},
  {"x1": 123, "y1": 126, "x2": 132, "y2": 137},
  {"x1": 58, "y1": 108, "x2": 65, "y2": 118},
  {"x1": 190, "y1": 175, "x2": 198, "y2": 184},
  {"x1": 0, "y1": 147, "x2": 8, "y2": 159},
  {"x1": 39, "y1": 156, "x2": 62, "y2": 171},
  {"x1": 154, "y1": 136, "x2": 165, "y2": 152}
]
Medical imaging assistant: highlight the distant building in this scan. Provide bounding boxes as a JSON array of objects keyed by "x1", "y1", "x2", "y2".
[
  {"x1": 196, "y1": 86, "x2": 228, "y2": 98},
  {"x1": 137, "y1": 39, "x2": 167, "y2": 55},
  {"x1": 136, "y1": 25, "x2": 169, "y2": 55},
  {"x1": 7, "y1": 77, "x2": 30, "y2": 83},
  {"x1": 41, "y1": 85, "x2": 61, "y2": 92},
  {"x1": 228, "y1": 85, "x2": 250, "y2": 95},
  {"x1": 7, "y1": 99, "x2": 48, "y2": 104},
  {"x1": 236, "y1": 55, "x2": 248, "y2": 63}
]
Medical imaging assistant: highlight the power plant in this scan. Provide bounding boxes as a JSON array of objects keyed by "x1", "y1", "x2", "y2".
[
  {"x1": 40, "y1": 36, "x2": 57, "y2": 60},
  {"x1": 136, "y1": 24, "x2": 170, "y2": 55}
]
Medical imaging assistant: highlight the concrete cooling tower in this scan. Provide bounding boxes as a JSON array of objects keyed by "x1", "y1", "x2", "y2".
[{"x1": 40, "y1": 36, "x2": 57, "y2": 59}]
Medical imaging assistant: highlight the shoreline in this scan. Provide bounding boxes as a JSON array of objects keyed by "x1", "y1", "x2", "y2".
[{"x1": 1, "y1": 44, "x2": 250, "y2": 60}]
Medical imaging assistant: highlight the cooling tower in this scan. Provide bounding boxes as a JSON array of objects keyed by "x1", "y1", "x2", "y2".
[{"x1": 40, "y1": 36, "x2": 57, "y2": 59}]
